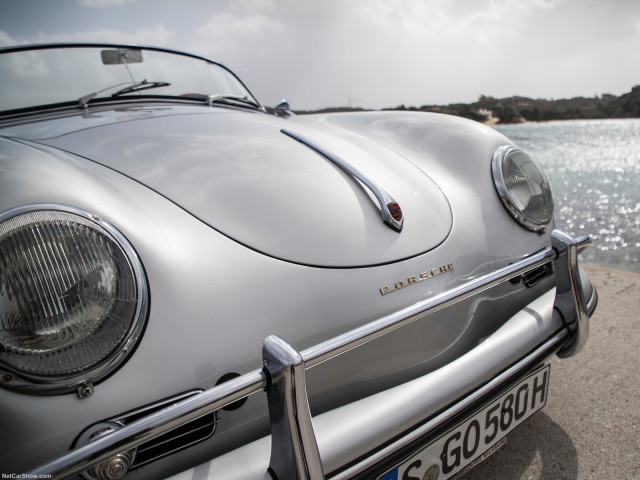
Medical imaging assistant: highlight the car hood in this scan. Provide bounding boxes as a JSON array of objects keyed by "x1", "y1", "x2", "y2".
[{"x1": 6, "y1": 106, "x2": 452, "y2": 267}]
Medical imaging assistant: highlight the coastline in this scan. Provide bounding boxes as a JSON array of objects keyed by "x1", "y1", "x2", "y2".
[{"x1": 489, "y1": 117, "x2": 640, "y2": 126}]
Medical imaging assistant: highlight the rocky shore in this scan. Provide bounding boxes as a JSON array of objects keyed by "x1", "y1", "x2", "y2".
[{"x1": 295, "y1": 86, "x2": 640, "y2": 125}]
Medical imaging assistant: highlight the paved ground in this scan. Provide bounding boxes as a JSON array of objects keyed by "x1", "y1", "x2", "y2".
[{"x1": 461, "y1": 266, "x2": 640, "y2": 480}]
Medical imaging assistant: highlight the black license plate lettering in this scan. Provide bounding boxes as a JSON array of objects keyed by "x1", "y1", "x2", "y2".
[{"x1": 380, "y1": 366, "x2": 550, "y2": 480}]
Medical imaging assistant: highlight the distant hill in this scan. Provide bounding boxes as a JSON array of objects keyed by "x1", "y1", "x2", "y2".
[{"x1": 294, "y1": 85, "x2": 640, "y2": 124}]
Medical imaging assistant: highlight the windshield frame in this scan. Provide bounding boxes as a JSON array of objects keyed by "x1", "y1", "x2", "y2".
[{"x1": 0, "y1": 43, "x2": 265, "y2": 117}]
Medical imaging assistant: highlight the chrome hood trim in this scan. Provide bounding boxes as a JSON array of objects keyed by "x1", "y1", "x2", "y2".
[{"x1": 281, "y1": 129, "x2": 404, "y2": 232}]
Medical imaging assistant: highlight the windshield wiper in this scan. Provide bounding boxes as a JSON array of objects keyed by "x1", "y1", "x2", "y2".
[
  {"x1": 78, "y1": 79, "x2": 171, "y2": 108},
  {"x1": 209, "y1": 94, "x2": 261, "y2": 109},
  {"x1": 111, "y1": 80, "x2": 171, "y2": 97}
]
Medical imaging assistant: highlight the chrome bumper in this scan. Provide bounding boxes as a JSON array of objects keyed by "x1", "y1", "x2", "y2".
[{"x1": 29, "y1": 230, "x2": 596, "y2": 480}]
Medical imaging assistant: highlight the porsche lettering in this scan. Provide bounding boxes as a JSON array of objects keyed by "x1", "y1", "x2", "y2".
[{"x1": 380, "y1": 263, "x2": 455, "y2": 295}]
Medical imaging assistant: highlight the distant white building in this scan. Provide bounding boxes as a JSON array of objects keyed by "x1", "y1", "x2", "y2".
[{"x1": 476, "y1": 108, "x2": 499, "y2": 125}]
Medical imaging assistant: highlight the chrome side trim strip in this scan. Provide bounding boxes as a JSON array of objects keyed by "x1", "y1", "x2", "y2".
[
  {"x1": 281, "y1": 128, "x2": 404, "y2": 232},
  {"x1": 301, "y1": 246, "x2": 557, "y2": 369},
  {"x1": 29, "y1": 231, "x2": 592, "y2": 480}
]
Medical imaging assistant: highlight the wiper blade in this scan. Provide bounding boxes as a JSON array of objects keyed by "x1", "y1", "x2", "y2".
[
  {"x1": 78, "y1": 79, "x2": 170, "y2": 108},
  {"x1": 209, "y1": 94, "x2": 261, "y2": 109},
  {"x1": 111, "y1": 79, "x2": 171, "y2": 97}
]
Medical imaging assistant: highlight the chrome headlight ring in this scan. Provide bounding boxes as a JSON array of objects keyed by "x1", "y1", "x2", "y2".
[
  {"x1": 0, "y1": 204, "x2": 148, "y2": 395},
  {"x1": 492, "y1": 145, "x2": 554, "y2": 232}
]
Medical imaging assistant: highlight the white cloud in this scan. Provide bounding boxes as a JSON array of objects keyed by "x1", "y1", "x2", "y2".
[
  {"x1": 0, "y1": 30, "x2": 17, "y2": 47},
  {"x1": 192, "y1": 10, "x2": 286, "y2": 59},
  {"x1": 23, "y1": 25, "x2": 176, "y2": 47}
]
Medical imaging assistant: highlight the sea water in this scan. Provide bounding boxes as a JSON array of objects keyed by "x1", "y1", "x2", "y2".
[{"x1": 495, "y1": 119, "x2": 640, "y2": 274}]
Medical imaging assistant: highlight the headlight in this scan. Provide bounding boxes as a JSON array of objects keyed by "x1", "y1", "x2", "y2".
[
  {"x1": 492, "y1": 146, "x2": 554, "y2": 232},
  {"x1": 0, "y1": 205, "x2": 148, "y2": 394}
]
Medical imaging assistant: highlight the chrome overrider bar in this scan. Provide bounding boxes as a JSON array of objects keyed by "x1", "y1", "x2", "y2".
[
  {"x1": 553, "y1": 230, "x2": 594, "y2": 357},
  {"x1": 29, "y1": 230, "x2": 593, "y2": 480}
]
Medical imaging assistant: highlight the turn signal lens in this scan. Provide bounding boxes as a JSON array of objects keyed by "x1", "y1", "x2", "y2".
[
  {"x1": 492, "y1": 146, "x2": 554, "y2": 232},
  {"x1": 0, "y1": 206, "x2": 147, "y2": 393}
]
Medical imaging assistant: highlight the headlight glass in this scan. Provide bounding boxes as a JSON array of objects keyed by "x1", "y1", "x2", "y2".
[
  {"x1": 0, "y1": 205, "x2": 147, "y2": 393},
  {"x1": 492, "y1": 146, "x2": 554, "y2": 231}
]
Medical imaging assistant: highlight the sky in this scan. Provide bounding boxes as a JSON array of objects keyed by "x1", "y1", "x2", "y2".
[{"x1": 1, "y1": 0, "x2": 639, "y2": 110}]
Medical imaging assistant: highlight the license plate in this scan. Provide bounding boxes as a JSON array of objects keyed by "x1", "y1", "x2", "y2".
[{"x1": 379, "y1": 365, "x2": 550, "y2": 480}]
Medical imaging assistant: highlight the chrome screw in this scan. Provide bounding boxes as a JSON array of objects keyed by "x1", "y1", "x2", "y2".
[{"x1": 77, "y1": 382, "x2": 95, "y2": 398}]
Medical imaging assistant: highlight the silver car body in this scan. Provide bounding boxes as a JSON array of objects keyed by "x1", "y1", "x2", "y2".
[{"x1": 0, "y1": 44, "x2": 597, "y2": 479}]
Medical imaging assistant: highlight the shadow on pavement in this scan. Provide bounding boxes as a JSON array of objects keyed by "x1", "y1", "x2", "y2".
[{"x1": 460, "y1": 412, "x2": 578, "y2": 480}]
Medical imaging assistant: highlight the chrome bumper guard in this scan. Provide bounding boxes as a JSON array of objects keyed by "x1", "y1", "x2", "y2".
[{"x1": 30, "y1": 230, "x2": 596, "y2": 480}]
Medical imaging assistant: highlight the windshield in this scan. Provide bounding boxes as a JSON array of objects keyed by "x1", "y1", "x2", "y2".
[{"x1": 0, "y1": 44, "x2": 260, "y2": 113}]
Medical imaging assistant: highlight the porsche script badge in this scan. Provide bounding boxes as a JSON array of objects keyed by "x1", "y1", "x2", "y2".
[{"x1": 380, "y1": 263, "x2": 455, "y2": 295}]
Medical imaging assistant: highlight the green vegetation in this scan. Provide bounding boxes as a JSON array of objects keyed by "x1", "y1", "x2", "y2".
[{"x1": 296, "y1": 85, "x2": 640, "y2": 124}]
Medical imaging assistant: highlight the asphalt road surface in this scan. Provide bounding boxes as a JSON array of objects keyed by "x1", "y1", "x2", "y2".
[{"x1": 460, "y1": 266, "x2": 640, "y2": 480}]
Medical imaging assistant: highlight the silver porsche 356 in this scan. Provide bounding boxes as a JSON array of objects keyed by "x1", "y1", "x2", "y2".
[{"x1": 0, "y1": 44, "x2": 597, "y2": 480}]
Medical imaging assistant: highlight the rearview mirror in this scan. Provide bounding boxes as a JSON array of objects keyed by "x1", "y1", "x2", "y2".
[{"x1": 101, "y1": 49, "x2": 144, "y2": 65}]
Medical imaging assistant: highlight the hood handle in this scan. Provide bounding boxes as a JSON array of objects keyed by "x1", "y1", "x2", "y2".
[{"x1": 281, "y1": 129, "x2": 403, "y2": 232}]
